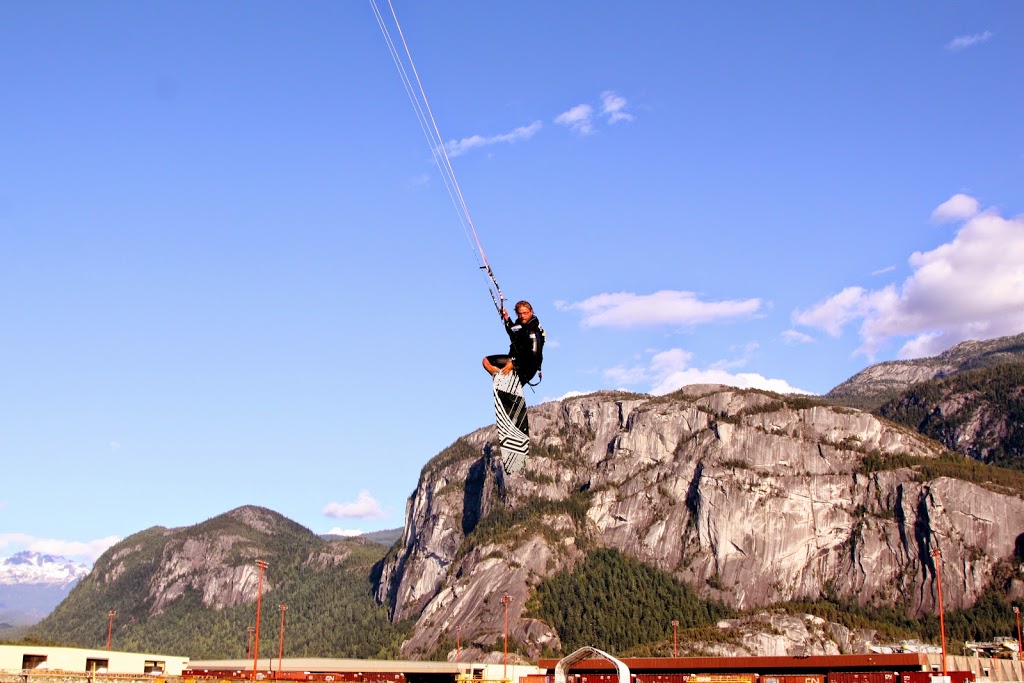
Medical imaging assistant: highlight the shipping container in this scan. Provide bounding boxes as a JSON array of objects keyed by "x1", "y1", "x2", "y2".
[
  {"x1": 687, "y1": 675, "x2": 758, "y2": 683},
  {"x1": 634, "y1": 675, "x2": 690, "y2": 683},
  {"x1": 899, "y1": 672, "x2": 975, "y2": 683},
  {"x1": 763, "y1": 675, "x2": 825, "y2": 683},
  {"x1": 828, "y1": 672, "x2": 899, "y2": 683}
]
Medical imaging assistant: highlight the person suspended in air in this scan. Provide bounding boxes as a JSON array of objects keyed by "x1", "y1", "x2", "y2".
[{"x1": 482, "y1": 300, "x2": 545, "y2": 386}]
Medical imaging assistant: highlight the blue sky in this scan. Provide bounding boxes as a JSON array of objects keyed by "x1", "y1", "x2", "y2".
[{"x1": 2, "y1": 1, "x2": 1022, "y2": 564}]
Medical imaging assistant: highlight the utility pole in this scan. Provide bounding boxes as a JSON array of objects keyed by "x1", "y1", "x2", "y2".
[
  {"x1": 672, "y1": 620, "x2": 679, "y2": 657},
  {"x1": 106, "y1": 610, "x2": 116, "y2": 651},
  {"x1": 278, "y1": 604, "x2": 287, "y2": 675},
  {"x1": 932, "y1": 548, "x2": 947, "y2": 680},
  {"x1": 500, "y1": 594, "x2": 512, "y2": 682},
  {"x1": 1014, "y1": 606, "x2": 1022, "y2": 661},
  {"x1": 252, "y1": 560, "x2": 268, "y2": 681}
]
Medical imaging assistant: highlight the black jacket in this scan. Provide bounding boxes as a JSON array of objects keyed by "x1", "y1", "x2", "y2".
[{"x1": 505, "y1": 316, "x2": 544, "y2": 380}]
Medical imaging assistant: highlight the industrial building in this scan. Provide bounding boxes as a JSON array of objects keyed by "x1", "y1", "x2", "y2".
[
  {"x1": 185, "y1": 658, "x2": 541, "y2": 683},
  {"x1": 534, "y1": 653, "x2": 1024, "y2": 683},
  {"x1": 0, "y1": 644, "x2": 189, "y2": 676}
]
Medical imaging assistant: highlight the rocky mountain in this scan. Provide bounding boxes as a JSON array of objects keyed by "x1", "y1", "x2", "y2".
[
  {"x1": 377, "y1": 385, "x2": 1024, "y2": 661},
  {"x1": 0, "y1": 552, "x2": 89, "y2": 628},
  {"x1": 29, "y1": 506, "x2": 405, "y2": 659},
  {"x1": 0, "y1": 551, "x2": 89, "y2": 587},
  {"x1": 876, "y1": 361, "x2": 1024, "y2": 469},
  {"x1": 27, "y1": 334, "x2": 1024, "y2": 661},
  {"x1": 358, "y1": 528, "x2": 404, "y2": 547},
  {"x1": 825, "y1": 332, "x2": 1024, "y2": 410}
]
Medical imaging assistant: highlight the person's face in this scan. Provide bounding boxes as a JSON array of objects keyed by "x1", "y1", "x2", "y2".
[{"x1": 516, "y1": 306, "x2": 533, "y2": 324}]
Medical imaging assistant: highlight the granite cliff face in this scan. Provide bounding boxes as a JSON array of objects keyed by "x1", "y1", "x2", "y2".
[{"x1": 376, "y1": 385, "x2": 1024, "y2": 660}]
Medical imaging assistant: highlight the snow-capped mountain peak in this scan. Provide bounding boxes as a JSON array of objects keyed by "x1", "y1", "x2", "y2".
[{"x1": 0, "y1": 551, "x2": 90, "y2": 587}]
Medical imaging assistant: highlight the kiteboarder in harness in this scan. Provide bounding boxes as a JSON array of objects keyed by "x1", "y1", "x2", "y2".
[{"x1": 482, "y1": 300, "x2": 545, "y2": 386}]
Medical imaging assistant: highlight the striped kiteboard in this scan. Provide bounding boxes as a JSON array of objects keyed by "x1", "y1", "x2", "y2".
[{"x1": 492, "y1": 370, "x2": 529, "y2": 476}]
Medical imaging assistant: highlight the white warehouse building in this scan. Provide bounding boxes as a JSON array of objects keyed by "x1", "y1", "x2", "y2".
[{"x1": 0, "y1": 644, "x2": 189, "y2": 677}]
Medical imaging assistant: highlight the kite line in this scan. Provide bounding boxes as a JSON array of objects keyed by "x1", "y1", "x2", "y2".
[{"x1": 369, "y1": 0, "x2": 506, "y2": 315}]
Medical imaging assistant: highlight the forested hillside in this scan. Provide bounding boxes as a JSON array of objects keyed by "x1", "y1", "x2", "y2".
[
  {"x1": 28, "y1": 508, "x2": 410, "y2": 659},
  {"x1": 877, "y1": 361, "x2": 1024, "y2": 470}
]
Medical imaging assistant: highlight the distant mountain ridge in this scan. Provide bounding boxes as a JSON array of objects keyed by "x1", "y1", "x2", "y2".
[
  {"x1": 0, "y1": 551, "x2": 89, "y2": 587},
  {"x1": 0, "y1": 551, "x2": 89, "y2": 630},
  {"x1": 825, "y1": 332, "x2": 1024, "y2": 410},
  {"x1": 876, "y1": 360, "x2": 1024, "y2": 470}
]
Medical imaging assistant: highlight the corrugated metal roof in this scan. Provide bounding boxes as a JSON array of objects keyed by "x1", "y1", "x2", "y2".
[
  {"x1": 536, "y1": 654, "x2": 929, "y2": 673},
  {"x1": 188, "y1": 659, "x2": 461, "y2": 674}
]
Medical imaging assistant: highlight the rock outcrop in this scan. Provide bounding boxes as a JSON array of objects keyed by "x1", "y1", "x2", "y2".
[{"x1": 376, "y1": 385, "x2": 1024, "y2": 660}]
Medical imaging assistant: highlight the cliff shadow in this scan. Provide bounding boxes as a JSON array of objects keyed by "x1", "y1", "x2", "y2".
[{"x1": 462, "y1": 448, "x2": 491, "y2": 536}]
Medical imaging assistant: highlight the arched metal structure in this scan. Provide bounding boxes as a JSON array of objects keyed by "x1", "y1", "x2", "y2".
[{"x1": 553, "y1": 646, "x2": 630, "y2": 683}]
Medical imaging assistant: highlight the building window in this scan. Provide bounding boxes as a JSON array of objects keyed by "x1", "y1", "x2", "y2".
[
  {"x1": 22, "y1": 655, "x2": 47, "y2": 670},
  {"x1": 145, "y1": 661, "x2": 166, "y2": 674},
  {"x1": 86, "y1": 659, "x2": 109, "y2": 673}
]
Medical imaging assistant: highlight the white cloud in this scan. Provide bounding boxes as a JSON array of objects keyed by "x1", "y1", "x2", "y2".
[
  {"x1": 553, "y1": 390, "x2": 589, "y2": 401},
  {"x1": 443, "y1": 92, "x2": 632, "y2": 155},
  {"x1": 600, "y1": 91, "x2": 634, "y2": 124},
  {"x1": 445, "y1": 121, "x2": 542, "y2": 157},
  {"x1": 323, "y1": 490, "x2": 388, "y2": 520},
  {"x1": 1, "y1": 533, "x2": 120, "y2": 563},
  {"x1": 0, "y1": 532, "x2": 34, "y2": 548},
  {"x1": 871, "y1": 265, "x2": 896, "y2": 276},
  {"x1": 605, "y1": 348, "x2": 810, "y2": 396},
  {"x1": 793, "y1": 286, "x2": 894, "y2": 337},
  {"x1": 946, "y1": 31, "x2": 993, "y2": 51},
  {"x1": 793, "y1": 195, "x2": 1024, "y2": 358},
  {"x1": 556, "y1": 290, "x2": 763, "y2": 328},
  {"x1": 555, "y1": 104, "x2": 595, "y2": 136},
  {"x1": 781, "y1": 329, "x2": 815, "y2": 345},
  {"x1": 326, "y1": 528, "x2": 364, "y2": 537},
  {"x1": 932, "y1": 193, "x2": 979, "y2": 222}
]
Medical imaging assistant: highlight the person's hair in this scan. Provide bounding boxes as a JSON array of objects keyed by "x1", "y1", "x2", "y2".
[{"x1": 514, "y1": 300, "x2": 533, "y2": 312}]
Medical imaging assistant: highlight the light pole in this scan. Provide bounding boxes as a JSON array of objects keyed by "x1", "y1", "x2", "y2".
[
  {"x1": 500, "y1": 594, "x2": 512, "y2": 681},
  {"x1": 106, "y1": 610, "x2": 116, "y2": 651},
  {"x1": 672, "y1": 620, "x2": 679, "y2": 657},
  {"x1": 932, "y1": 548, "x2": 947, "y2": 680},
  {"x1": 247, "y1": 626, "x2": 256, "y2": 658},
  {"x1": 278, "y1": 604, "x2": 287, "y2": 675},
  {"x1": 252, "y1": 560, "x2": 268, "y2": 681},
  {"x1": 1014, "y1": 606, "x2": 1022, "y2": 661},
  {"x1": 456, "y1": 625, "x2": 461, "y2": 665}
]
